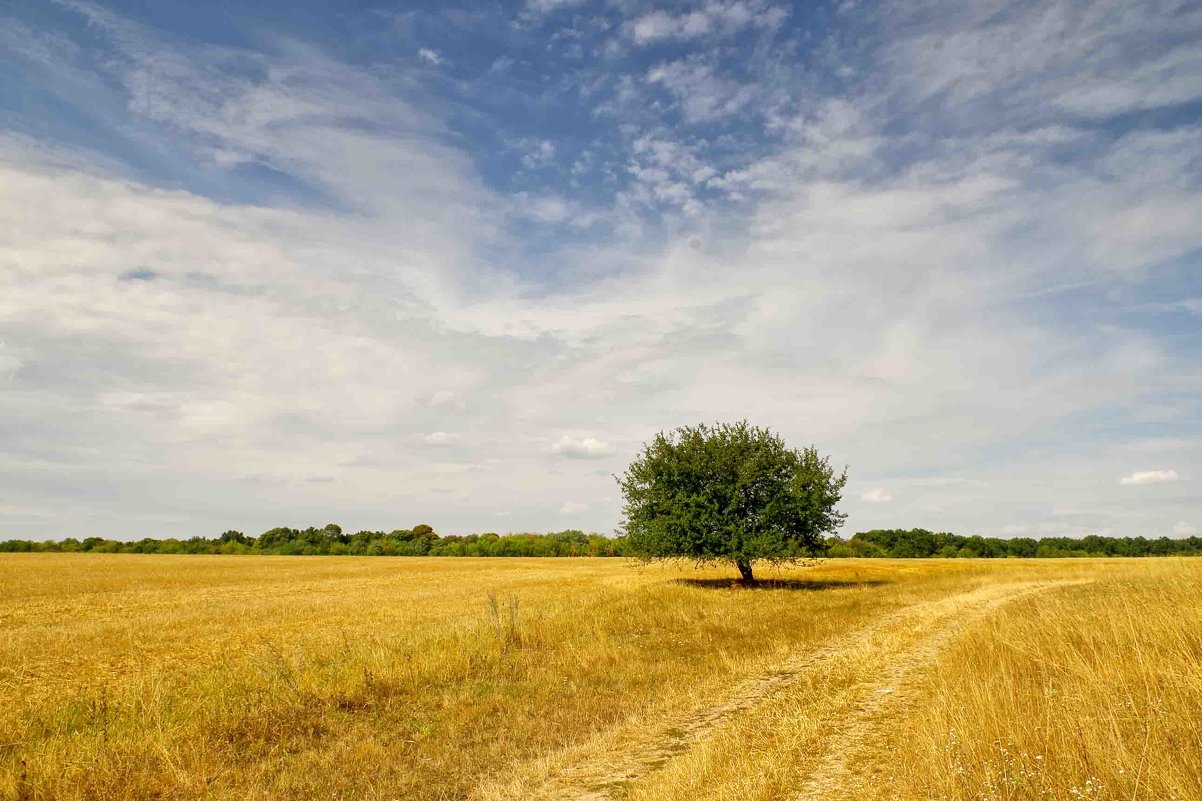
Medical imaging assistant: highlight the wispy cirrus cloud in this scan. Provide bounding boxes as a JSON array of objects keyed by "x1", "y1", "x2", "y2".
[
  {"x1": 880, "y1": 0, "x2": 1202, "y2": 124},
  {"x1": 0, "y1": 0, "x2": 1199, "y2": 541}
]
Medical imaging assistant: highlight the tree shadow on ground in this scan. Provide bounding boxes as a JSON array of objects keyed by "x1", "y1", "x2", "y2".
[{"x1": 671, "y1": 578, "x2": 890, "y2": 591}]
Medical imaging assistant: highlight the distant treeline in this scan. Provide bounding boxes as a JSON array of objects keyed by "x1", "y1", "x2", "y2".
[
  {"x1": 0, "y1": 524, "x2": 630, "y2": 557},
  {"x1": 2, "y1": 525, "x2": 1199, "y2": 558},
  {"x1": 828, "y1": 529, "x2": 1202, "y2": 559}
]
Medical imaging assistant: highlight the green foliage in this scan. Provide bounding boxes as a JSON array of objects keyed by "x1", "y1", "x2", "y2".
[
  {"x1": 831, "y1": 529, "x2": 1202, "y2": 559},
  {"x1": 219, "y1": 530, "x2": 250, "y2": 545},
  {"x1": 0, "y1": 526, "x2": 630, "y2": 557},
  {"x1": 619, "y1": 421, "x2": 848, "y2": 580},
  {"x1": 3, "y1": 524, "x2": 1198, "y2": 560}
]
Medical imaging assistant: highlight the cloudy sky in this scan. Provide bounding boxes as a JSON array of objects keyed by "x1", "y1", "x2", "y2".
[{"x1": 1, "y1": 0, "x2": 1199, "y2": 540}]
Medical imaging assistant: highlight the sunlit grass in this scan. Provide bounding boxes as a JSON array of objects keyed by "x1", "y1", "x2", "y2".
[
  {"x1": 874, "y1": 559, "x2": 1202, "y2": 801},
  {"x1": 1, "y1": 555, "x2": 1197, "y2": 800}
]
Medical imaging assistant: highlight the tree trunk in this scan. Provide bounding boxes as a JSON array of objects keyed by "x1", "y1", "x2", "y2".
[{"x1": 736, "y1": 558, "x2": 754, "y2": 583}]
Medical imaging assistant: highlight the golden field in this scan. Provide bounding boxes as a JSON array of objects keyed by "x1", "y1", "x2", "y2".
[{"x1": 1, "y1": 555, "x2": 1199, "y2": 801}]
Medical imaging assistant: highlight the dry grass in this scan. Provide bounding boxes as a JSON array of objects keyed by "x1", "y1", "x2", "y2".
[
  {"x1": 0, "y1": 555, "x2": 1198, "y2": 801},
  {"x1": 872, "y1": 559, "x2": 1202, "y2": 801}
]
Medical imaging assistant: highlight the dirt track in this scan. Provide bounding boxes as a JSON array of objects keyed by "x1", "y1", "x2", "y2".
[{"x1": 478, "y1": 579, "x2": 1081, "y2": 801}]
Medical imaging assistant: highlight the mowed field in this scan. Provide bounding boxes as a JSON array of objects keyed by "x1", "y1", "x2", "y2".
[{"x1": 2, "y1": 556, "x2": 1200, "y2": 801}]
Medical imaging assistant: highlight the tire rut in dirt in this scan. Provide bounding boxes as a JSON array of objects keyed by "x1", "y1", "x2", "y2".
[{"x1": 479, "y1": 581, "x2": 1078, "y2": 801}]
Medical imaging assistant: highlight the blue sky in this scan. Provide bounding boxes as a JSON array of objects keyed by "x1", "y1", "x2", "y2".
[{"x1": 1, "y1": 0, "x2": 1200, "y2": 540}]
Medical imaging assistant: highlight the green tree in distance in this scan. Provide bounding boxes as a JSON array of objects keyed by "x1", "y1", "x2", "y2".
[{"x1": 618, "y1": 421, "x2": 847, "y2": 582}]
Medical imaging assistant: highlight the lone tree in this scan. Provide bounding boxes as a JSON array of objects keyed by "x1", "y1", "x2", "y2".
[{"x1": 618, "y1": 421, "x2": 847, "y2": 582}]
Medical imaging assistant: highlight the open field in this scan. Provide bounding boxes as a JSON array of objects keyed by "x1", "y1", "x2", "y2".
[{"x1": 2, "y1": 556, "x2": 1200, "y2": 801}]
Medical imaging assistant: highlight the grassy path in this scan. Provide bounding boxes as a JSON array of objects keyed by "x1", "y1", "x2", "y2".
[
  {"x1": 8, "y1": 557, "x2": 1189, "y2": 800},
  {"x1": 788, "y1": 580, "x2": 1083, "y2": 801},
  {"x1": 481, "y1": 580, "x2": 1081, "y2": 801}
]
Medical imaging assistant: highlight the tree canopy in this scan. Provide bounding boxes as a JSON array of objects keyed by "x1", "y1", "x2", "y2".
[{"x1": 618, "y1": 421, "x2": 848, "y2": 581}]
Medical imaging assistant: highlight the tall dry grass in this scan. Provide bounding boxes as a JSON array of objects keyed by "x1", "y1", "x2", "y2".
[
  {"x1": 873, "y1": 559, "x2": 1202, "y2": 801},
  {"x1": 0, "y1": 555, "x2": 1197, "y2": 800},
  {"x1": 0, "y1": 555, "x2": 958, "y2": 800},
  {"x1": 611, "y1": 559, "x2": 1201, "y2": 801}
]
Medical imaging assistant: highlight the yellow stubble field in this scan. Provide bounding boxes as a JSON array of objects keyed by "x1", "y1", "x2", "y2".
[{"x1": 1, "y1": 554, "x2": 1199, "y2": 801}]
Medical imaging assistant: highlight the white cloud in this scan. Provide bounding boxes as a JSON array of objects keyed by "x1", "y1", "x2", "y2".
[
  {"x1": 518, "y1": 0, "x2": 586, "y2": 25},
  {"x1": 1174, "y1": 521, "x2": 1198, "y2": 537},
  {"x1": 882, "y1": 0, "x2": 1202, "y2": 124},
  {"x1": 517, "y1": 138, "x2": 556, "y2": 169},
  {"x1": 860, "y1": 488, "x2": 893, "y2": 504},
  {"x1": 560, "y1": 500, "x2": 589, "y2": 515},
  {"x1": 524, "y1": 0, "x2": 583, "y2": 13},
  {"x1": 646, "y1": 60, "x2": 760, "y2": 123},
  {"x1": 627, "y1": 2, "x2": 787, "y2": 45},
  {"x1": 551, "y1": 436, "x2": 613, "y2": 459},
  {"x1": 514, "y1": 192, "x2": 572, "y2": 224},
  {"x1": 1119, "y1": 470, "x2": 1180, "y2": 486},
  {"x1": 417, "y1": 48, "x2": 443, "y2": 65},
  {"x1": 422, "y1": 432, "x2": 460, "y2": 446},
  {"x1": 2, "y1": 0, "x2": 1201, "y2": 543}
]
